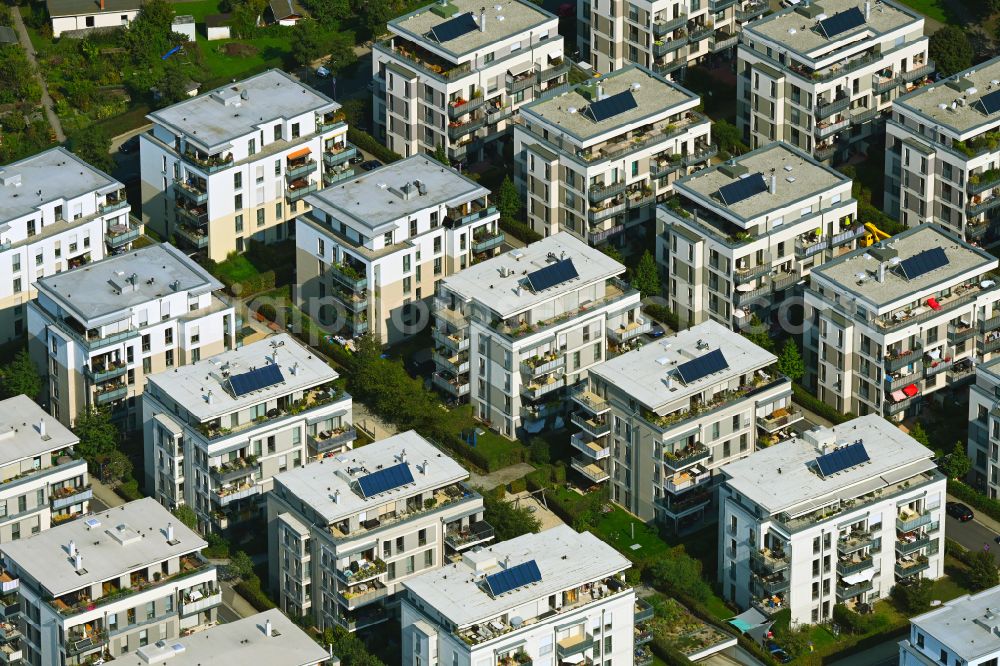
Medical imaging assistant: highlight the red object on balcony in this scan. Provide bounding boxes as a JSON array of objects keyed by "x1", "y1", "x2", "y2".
[
  {"x1": 288, "y1": 146, "x2": 311, "y2": 160},
  {"x1": 902, "y1": 384, "x2": 919, "y2": 398},
  {"x1": 927, "y1": 297, "x2": 941, "y2": 310}
]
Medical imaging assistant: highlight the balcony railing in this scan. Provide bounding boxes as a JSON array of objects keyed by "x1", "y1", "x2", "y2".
[
  {"x1": 654, "y1": 37, "x2": 687, "y2": 56},
  {"x1": 571, "y1": 456, "x2": 610, "y2": 483},
  {"x1": 815, "y1": 144, "x2": 837, "y2": 161},
  {"x1": 448, "y1": 96, "x2": 486, "y2": 118},
  {"x1": 851, "y1": 107, "x2": 879, "y2": 125},
  {"x1": 652, "y1": 14, "x2": 687, "y2": 36},
  {"x1": 175, "y1": 204, "x2": 208, "y2": 226},
  {"x1": 105, "y1": 216, "x2": 142, "y2": 248},
  {"x1": 444, "y1": 521, "x2": 495, "y2": 550},
  {"x1": 588, "y1": 224, "x2": 625, "y2": 245},
  {"x1": 981, "y1": 337, "x2": 1000, "y2": 354},
  {"x1": 736, "y1": 3, "x2": 767, "y2": 20},
  {"x1": 324, "y1": 144, "x2": 357, "y2": 166},
  {"x1": 895, "y1": 556, "x2": 930, "y2": 578},
  {"x1": 896, "y1": 536, "x2": 932, "y2": 556},
  {"x1": 571, "y1": 412, "x2": 611, "y2": 437},
  {"x1": 734, "y1": 260, "x2": 771, "y2": 284},
  {"x1": 589, "y1": 201, "x2": 626, "y2": 223},
  {"x1": 815, "y1": 117, "x2": 849, "y2": 138},
  {"x1": 752, "y1": 572, "x2": 790, "y2": 594},
  {"x1": 750, "y1": 549, "x2": 789, "y2": 574},
  {"x1": 635, "y1": 598, "x2": 655, "y2": 622},
  {"x1": 432, "y1": 327, "x2": 469, "y2": 352},
  {"x1": 286, "y1": 159, "x2": 318, "y2": 180},
  {"x1": 660, "y1": 443, "x2": 711, "y2": 471},
  {"x1": 757, "y1": 408, "x2": 803, "y2": 433},
  {"x1": 522, "y1": 377, "x2": 566, "y2": 400},
  {"x1": 50, "y1": 486, "x2": 92, "y2": 511},
  {"x1": 308, "y1": 428, "x2": 357, "y2": 454},
  {"x1": 682, "y1": 144, "x2": 718, "y2": 165},
  {"x1": 85, "y1": 362, "x2": 127, "y2": 383},
  {"x1": 571, "y1": 386, "x2": 610, "y2": 414},
  {"x1": 212, "y1": 483, "x2": 260, "y2": 505},
  {"x1": 433, "y1": 371, "x2": 470, "y2": 397},
  {"x1": 902, "y1": 62, "x2": 935, "y2": 82},
  {"x1": 588, "y1": 180, "x2": 627, "y2": 202},
  {"x1": 836, "y1": 556, "x2": 874, "y2": 576},
  {"x1": 93, "y1": 384, "x2": 127, "y2": 405},
  {"x1": 981, "y1": 314, "x2": 1000, "y2": 333},
  {"x1": 337, "y1": 584, "x2": 388, "y2": 610},
  {"x1": 735, "y1": 284, "x2": 771, "y2": 306},
  {"x1": 329, "y1": 263, "x2": 368, "y2": 291},
  {"x1": 608, "y1": 319, "x2": 651, "y2": 342},
  {"x1": 286, "y1": 181, "x2": 318, "y2": 202},
  {"x1": 688, "y1": 25, "x2": 712, "y2": 43},
  {"x1": 180, "y1": 590, "x2": 222, "y2": 615},
  {"x1": 897, "y1": 510, "x2": 933, "y2": 532},
  {"x1": 873, "y1": 74, "x2": 902, "y2": 94},
  {"x1": 336, "y1": 558, "x2": 388, "y2": 585},
  {"x1": 175, "y1": 224, "x2": 209, "y2": 249},
  {"x1": 837, "y1": 531, "x2": 874, "y2": 554},
  {"x1": 174, "y1": 180, "x2": 208, "y2": 204},
  {"x1": 885, "y1": 345, "x2": 922, "y2": 372},
  {"x1": 520, "y1": 354, "x2": 564, "y2": 377},
  {"x1": 209, "y1": 458, "x2": 257, "y2": 484},
  {"x1": 836, "y1": 579, "x2": 873, "y2": 600},
  {"x1": 570, "y1": 432, "x2": 610, "y2": 459},
  {"x1": 472, "y1": 232, "x2": 505, "y2": 253}
]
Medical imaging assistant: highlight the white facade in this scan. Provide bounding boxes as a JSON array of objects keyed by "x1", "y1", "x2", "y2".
[
  {"x1": 27, "y1": 243, "x2": 235, "y2": 430},
  {"x1": 514, "y1": 65, "x2": 713, "y2": 246},
  {"x1": 658, "y1": 141, "x2": 857, "y2": 329},
  {"x1": 266, "y1": 431, "x2": 490, "y2": 631},
  {"x1": 143, "y1": 333, "x2": 354, "y2": 534},
  {"x1": 803, "y1": 224, "x2": 1000, "y2": 419},
  {"x1": 0, "y1": 395, "x2": 91, "y2": 540},
  {"x1": 899, "y1": 586, "x2": 1000, "y2": 666},
  {"x1": 295, "y1": 155, "x2": 502, "y2": 345},
  {"x1": 372, "y1": 0, "x2": 566, "y2": 164},
  {"x1": 579, "y1": 320, "x2": 793, "y2": 529},
  {"x1": 433, "y1": 232, "x2": 642, "y2": 439},
  {"x1": 0, "y1": 147, "x2": 139, "y2": 345},
  {"x1": 718, "y1": 416, "x2": 945, "y2": 626},
  {"x1": 47, "y1": 0, "x2": 140, "y2": 38},
  {"x1": 400, "y1": 526, "x2": 636, "y2": 666},
  {"x1": 886, "y1": 55, "x2": 1000, "y2": 244},
  {"x1": 967, "y1": 358, "x2": 1000, "y2": 499},
  {"x1": 140, "y1": 69, "x2": 347, "y2": 261},
  {"x1": 581, "y1": 0, "x2": 767, "y2": 77},
  {"x1": 737, "y1": 0, "x2": 930, "y2": 162},
  {"x1": 0, "y1": 498, "x2": 218, "y2": 666}
]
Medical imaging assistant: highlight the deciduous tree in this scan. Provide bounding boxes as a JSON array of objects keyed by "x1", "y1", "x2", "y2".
[
  {"x1": 632, "y1": 250, "x2": 660, "y2": 298},
  {"x1": 929, "y1": 25, "x2": 973, "y2": 77},
  {"x1": 0, "y1": 350, "x2": 41, "y2": 400},
  {"x1": 482, "y1": 491, "x2": 541, "y2": 541},
  {"x1": 777, "y1": 339, "x2": 805, "y2": 381}
]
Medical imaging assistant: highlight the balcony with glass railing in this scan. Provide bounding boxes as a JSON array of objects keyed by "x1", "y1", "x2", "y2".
[
  {"x1": 175, "y1": 224, "x2": 209, "y2": 249},
  {"x1": 895, "y1": 555, "x2": 929, "y2": 578},
  {"x1": 286, "y1": 178, "x2": 318, "y2": 202},
  {"x1": 837, "y1": 530, "x2": 874, "y2": 554},
  {"x1": 444, "y1": 520, "x2": 495, "y2": 550},
  {"x1": 520, "y1": 352, "x2": 564, "y2": 377},
  {"x1": 286, "y1": 157, "x2": 318, "y2": 180},
  {"x1": 757, "y1": 407, "x2": 803, "y2": 433},
  {"x1": 570, "y1": 432, "x2": 610, "y2": 460},
  {"x1": 750, "y1": 548, "x2": 789, "y2": 574},
  {"x1": 434, "y1": 371, "x2": 470, "y2": 397},
  {"x1": 323, "y1": 143, "x2": 357, "y2": 167},
  {"x1": 93, "y1": 382, "x2": 127, "y2": 405},
  {"x1": 328, "y1": 483, "x2": 481, "y2": 541},
  {"x1": 570, "y1": 412, "x2": 611, "y2": 437},
  {"x1": 174, "y1": 178, "x2": 208, "y2": 204},
  {"x1": 570, "y1": 385, "x2": 611, "y2": 415},
  {"x1": 522, "y1": 377, "x2": 566, "y2": 401},
  {"x1": 308, "y1": 427, "x2": 357, "y2": 454},
  {"x1": 335, "y1": 557, "x2": 387, "y2": 585},
  {"x1": 472, "y1": 230, "x2": 505, "y2": 254},
  {"x1": 105, "y1": 215, "x2": 142, "y2": 249},
  {"x1": 836, "y1": 579, "x2": 873, "y2": 600}
]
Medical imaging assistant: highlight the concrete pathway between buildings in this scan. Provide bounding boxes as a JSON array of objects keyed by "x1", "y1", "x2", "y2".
[
  {"x1": 468, "y1": 462, "x2": 535, "y2": 491},
  {"x1": 91, "y1": 478, "x2": 125, "y2": 509},
  {"x1": 220, "y1": 580, "x2": 259, "y2": 620},
  {"x1": 10, "y1": 8, "x2": 65, "y2": 143}
]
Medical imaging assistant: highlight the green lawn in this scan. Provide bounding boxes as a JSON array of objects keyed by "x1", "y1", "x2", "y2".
[
  {"x1": 171, "y1": 0, "x2": 225, "y2": 22},
  {"x1": 893, "y1": 0, "x2": 953, "y2": 23},
  {"x1": 592, "y1": 506, "x2": 672, "y2": 563}
]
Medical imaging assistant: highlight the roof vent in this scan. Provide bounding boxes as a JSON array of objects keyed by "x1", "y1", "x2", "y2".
[{"x1": 0, "y1": 172, "x2": 21, "y2": 187}]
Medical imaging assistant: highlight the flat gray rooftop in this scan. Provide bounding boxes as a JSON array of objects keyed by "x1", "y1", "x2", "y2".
[
  {"x1": 147, "y1": 70, "x2": 338, "y2": 151},
  {"x1": 0, "y1": 395, "x2": 79, "y2": 465},
  {"x1": 0, "y1": 147, "x2": 118, "y2": 224},
  {"x1": 677, "y1": 142, "x2": 847, "y2": 222},
  {"x1": 589, "y1": 320, "x2": 776, "y2": 411},
  {"x1": 2, "y1": 497, "x2": 206, "y2": 597},
  {"x1": 522, "y1": 66, "x2": 698, "y2": 143},
  {"x1": 36, "y1": 243, "x2": 222, "y2": 326},
  {"x1": 403, "y1": 525, "x2": 630, "y2": 627},
  {"x1": 306, "y1": 155, "x2": 488, "y2": 233},
  {"x1": 274, "y1": 430, "x2": 469, "y2": 525},
  {"x1": 745, "y1": 0, "x2": 921, "y2": 59},
  {"x1": 391, "y1": 0, "x2": 554, "y2": 58},
  {"x1": 811, "y1": 224, "x2": 997, "y2": 309},
  {"x1": 721, "y1": 415, "x2": 937, "y2": 516},
  {"x1": 146, "y1": 334, "x2": 339, "y2": 422},
  {"x1": 895, "y1": 56, "x2": 1000, "y2": 134},
  {"x1": 128, "y1": 609, "x2": 329, "y2": 666},
  {"x1": 909, "y1": 588, "x2": 1000, "y2": 662},
  {"x1": 441, "y1": 232, "x2": 625, "y2": 317}
]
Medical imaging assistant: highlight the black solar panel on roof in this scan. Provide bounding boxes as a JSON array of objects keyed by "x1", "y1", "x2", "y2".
[
  {"x1": 526, "y1": 258, "x2": 579, "y2": 292},
  {"x1": 357, "y1": 462, "x2": 414, "y2": 499},
  {"x1": 978, "y1": 90, "x2": 1000, "y2": 115},
  {"x1": 485, "y1": 560, "x2": 542, "y2": 596},
  {"x1": 815, "y1": 441, "x2": 870, "y2": 477},
  {"x1": 817, "y1": 7, "x2": 865, "y2": 39},
  {"x1": 584, "y1": 90, "x2": 638, "y2": 123},
  {"x1": 229, "y1": 364, "x2": 284, "y2": 397},
  {"x1": 898, "y1": 247, "x2": 949, "y2": 281},
  {"x1": 676, "y1": 349, "x2": 729, "y2": 384},
  {"x1": 429, "y1": 12, "x2": 478, "y2": 42},
  {"x1": 717, "y1": 174, "x2": 768, "y2": 206}
]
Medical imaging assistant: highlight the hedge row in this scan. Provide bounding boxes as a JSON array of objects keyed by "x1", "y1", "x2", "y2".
[
  {"x1": 500, "y1": 217, "x2": 542, "y2": 244},
  {"x1": 948, "y1": 479, "x2": 1000, "y2": 525},
  {"x1": 792, "y1": 382, "x2": 853, "y2": 425},
  {"x1": 348, "y1": 127, "x2": 403, "y2": 165},
  {"x1": 643, "y1": 303, "x2": 680, "y2": 331},
  {"x1": 236, "y1": 574, "x2": 277, "y2": 611},
  {"x1": 649, "y1": 634, "x2": 696, "y2": 666}
]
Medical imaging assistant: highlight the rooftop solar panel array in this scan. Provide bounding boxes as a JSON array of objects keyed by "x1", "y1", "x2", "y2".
[
  {"x1": 817, "y1": 7, "x2": 865, "y2": 39},
  {"x1": 676, "y1": 349, "x2": 729, "y2": 384},
  {"x1": 717, "y1": 174, "x2": 768, "y2": 206},
  {"x1": 357, "y1": 462, "x2": 415, "y2": 499},
  {"x1": 815, "y1": 441, "x2": 870, "y2": 477},
  {"x1": 898, "y1": 247, "x2": 949, "y2": 281},
  {"x1": 526, "y1": 258, "x2": 579, "y2": 292},
  {"x1": 584, "y1": 90, "x2": 638, "y2": 123},
  {"x1": 485, "y1": 560, "x2": 542, "y2": 597},
  {"x1": 429, "y1": 12, "x2": 478, "y2": 42},
  {"x1": 977, "y1": 90, "x2": 1000, "y2": 115},
  {"x1": 229, "y1": 364, "x2": 285, "y2": 397}
]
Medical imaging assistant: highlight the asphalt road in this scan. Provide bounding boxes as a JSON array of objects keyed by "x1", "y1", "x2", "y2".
[{"x1": 945, "y1": 513, "x2": 1000, "y2": 564}]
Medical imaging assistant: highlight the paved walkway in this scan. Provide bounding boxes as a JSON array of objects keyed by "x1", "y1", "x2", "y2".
[
  {"x1": 220, "y1": 580, "x2": 259, "y2": 619},
  {"x1": 352, "y1": 402, "x2": 399, "y2": 441},
  {"x1": 10, "y1": 8, "x2": 65, "y2": 142},
  {"x1": 91, "y1": 478, "x2": 125, "y2": 509},
  {"x1": 468, "y1": 462, "x2": 534, "y2": 491}
]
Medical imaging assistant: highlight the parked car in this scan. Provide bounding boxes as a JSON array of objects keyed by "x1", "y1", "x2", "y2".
[
  {"x1": 315, "y1": 66, "x2": 330, "y2": 78},
  {"x1": 349, "y1": 154, "x2": 364, "y2": 165},
  {"x1": 647, "y1": 324, "x2": 666, "y2": 339},
  {"x1": 765, "y1": 642, "x2": 792, "y2": 664},
  {"x1": 118, "y1": 136, "x2": 140, "y2": 154},
  {"x1": 359, "y1": 160, "x2": 383, "y2": 171},
  {"x1": 947, "y1": 501, "x2": 974, "y2": 522}
]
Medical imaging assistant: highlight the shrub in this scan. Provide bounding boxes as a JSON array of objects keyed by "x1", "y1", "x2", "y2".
[
  {"x1": 792, "y1": 382, "x2": 854, "y2": 424},
  {"x1": 347, "y1": 128, "x2": 402, "y2": 164},
  {"x1": 115, "y1": 479, "x2": 143, "y2": 502},
  {"x1": 892, "y1": 578, "x2": 934, "y2": 614},
  {"x1": 643, "y1": 303, "x2": 680, "y2": 331},
  {"x1": 948, "y1": 479, "x2": 1000, "y2": 524},
  {"x1": 508, "y1": 476, "x2": 527, "y2": 494},
  {"x1": 499, "y1": 217, "x2": 542, "y2": 244},
  {"x1": 236, "y1": 574, "x2": 277, "y2": 611},
  {"x1": 552, "y1": 463, "x2": 567, "y2": 484},
  {"x1": 648, "y1": 547, "x2": 713, "y2": 602},
  {"x1": 529, "y1": 437, "x2": 551, "y2": 465}
]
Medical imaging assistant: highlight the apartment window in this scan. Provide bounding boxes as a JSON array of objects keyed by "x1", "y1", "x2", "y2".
[
  {"x1": 17, "y1": 496, "x2": 25, "y2": 514},
  {"x1": 424, "y1": 549, "x2": 433, "y2": 567},
  {"x1": 139, "y1": 630, "x2": 148, "y2": 647},
  {"x1": 384, "y1": 231, "x2": 393, "y2": 246},
  {"x1": 26, "y1": 220, "x2": 35, "y2": 237},
  {"x1": 9, "y1": 524, "x2": 17, "y2": 541},
  {"x1": 142, "y1": 334, "x2": 151, "y2": 352},
  {"x1": 406, "y1": 555, "x2": 415, "y2": 574},
  {"x1": 12, "y1": 278, "x2": 21, "y2": 294},
  {"x1": 418, "y1": 528, "x2": 427, "y2": 546},
  {"x1": 594, "y1": 342, "x2": 602, "y2": 362},
  {"x1": 165, "y1": 329, "x2": 173, "y2": 345},
  {"x1": 257, "y1": 208, "x2": 265, "y2": 227},
  {"x1": 234, "y1": 194, "x2": 243, "y2": 210},
  {"x1": 55, "y1": 205, "x2": 63, "y2": 220},
  {"x1": 274, "y1": 160, "x2": 281, "y2": 176},
  {"x1": 234, "y1": 172, "x2": 242, "y2": 189},
  {"x1": 235, "y1": 214, "x2": 244, "y2": 233},
  {"x1": 142, "y1": 357, "x2": 151, "y2": 374},
  {"x1": 396, "y1": 536, "x2": 404, "y2": 552},
  {"x1": 276, "y1": 202, "x2": 283, "y2": 220},
  {"x1": 34, "y1": 252, "x2": 42, "y2": 266},
  {"x1": 291, "y1": 123, "x2": 300, "y2": 139},
  {"x1": 165, "y1": 349, "x2": 174, "y2": 367},
  {"x1": 403, "y1": 276, "x2": 412, "y2": 294},
  {"x1": 11, "y1": 255, "x2": 19, "y2": 273},
  {"x1": 409, "y1": 219, "x2": 418, "y2": 237},
  {"x1": 248, "y1": 139, "x2": 256, "y2": 155},
  {"x1": 434, "y1": 257, "x2": 442, "y2": 276}
]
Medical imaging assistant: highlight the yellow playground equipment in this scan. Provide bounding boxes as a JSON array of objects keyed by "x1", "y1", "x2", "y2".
[{"x1": 859, "y1": 222, "x2": 891, "y2": 247}]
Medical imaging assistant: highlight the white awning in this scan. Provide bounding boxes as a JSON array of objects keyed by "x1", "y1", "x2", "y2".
[
  {"x1": 508, "y1": 61, "x2": 533, "y2": 76},
  {"x1": 842, "y1": 568, "x2": 876, "y2": 585}
]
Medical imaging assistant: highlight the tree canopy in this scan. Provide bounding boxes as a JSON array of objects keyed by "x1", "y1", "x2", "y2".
[
  {"x1": 73, "y1": 408, "x2": 119, "y2": 472},
  {"x1": 0, "y1": 350, "x2": 41, "y2": 400},
  {"x1": 942, "y1": 441, "x2": 972, "y2": 480},
  {"x1": 909, "y1": 422, "x2": 931, "y2": 448},
  {"x1": 892, "y1": 578, "x2": 934, "y2": 614},
  {"x1": 173, "y1": 505, "x2": 198, "y2": 530},
  {"x1": 632, "y1": 250, "x2": 660, "y2": 298},
  {"x1": 967, "y1": 550, "x2": 1000, "y2": 591},
  {"x1": 69, "y1": 125, "x2": 114, "y2": 173},
  {"x1": 929, "y1": 25, "x2": 973, "y2": 77},
  {"x1": 777, "y1": 339, "x2": 805, "y2": 381},
  {"x1": 648, "y1": 546, "x2": 713, "y2": 602},
  {"x1": 482, "y1": 491, "x2": 541, "y2": 542},
  {"x1": 497, "y1": 175, "x2": 521, "y2": 225},
  {"x1": 741, "y1": 313, "x2": 774, "y2": 352}
]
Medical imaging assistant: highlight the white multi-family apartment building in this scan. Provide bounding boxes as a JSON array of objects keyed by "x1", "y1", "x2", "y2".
[
  {"x1": 0, "y1": 395, "x2": 91, "y2": 539},
  {"x1": 140, "y1": 69, "x2": 349, "y2": 261},
  {"x1": 295, "y1": 155, "x2": 502, "y2": 345},
  {"x1": 27, "y1": 243, "x2": 236, "y2": 430},
  {"x1": 372, "y1": 0, "x2": 566, "y2": 164},
  {"x1": 899, "y1": 586, "x2": 1000, "y2": 666},
  {"x1": 128, "y1": 609, "x2": 334, "y2": 666},
  {"x1": 573, "y1": 320, "x2": 793, "y2": 532},
  {"x1": 143, "y1": 333, "x2": 354, "y2": 535},
  {"x1": 803, "y1": 224, "x2": 1000, "y2": 420},
  {"x1": 432, "y1": 232, "x2": 643, "y2": 438},
  {"x1": 719, "y1": 415, "x2": 946, "y2": 626},
  {"x1": 579, "y1": 0, "x2": 769, "y2": 77},
  {"x1": 886, "y1": 55, "x2": 1000, "y2": 245},
  {"x1": 0, "y1": 147, "x2": 140, "y2": 345},
  {"x1": 266, "y1": 430, "x2": 491, "y2": 632},
  {"x1": 657, "y1": 141, "x2": 857, "y2": 329},
  {"x1": 966, "y1": 357, "x2": 1000, "y2": 498},
  {"x1": 513, "y1": 65, "x2": 713, "y2": 246},
  {"x1": 0, "y1": 498, "x2": 219, "y2": 666},
  {"x1": 737, "y1": 0, "x2": 931, "y2": 163},
  {"x1": 400, "y1": 525, "x2": 637, "y2": 666}
]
